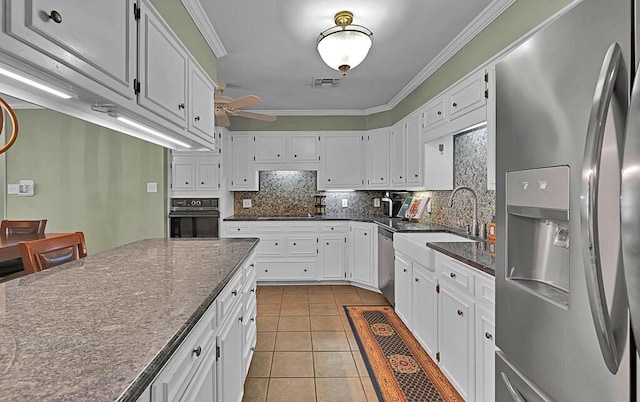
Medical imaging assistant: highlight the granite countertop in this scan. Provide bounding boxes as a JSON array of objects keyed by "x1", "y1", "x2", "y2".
[
  {"x1": 426, "y1": 241, "x2": 496, "y2": 276},
  {"x1": 0, "y1": 237, "x2": 259, "y2": 401}
]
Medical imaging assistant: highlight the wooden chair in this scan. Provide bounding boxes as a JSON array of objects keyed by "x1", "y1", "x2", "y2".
[
  {"x1": 0, "y1": 219, "x2": 47, "y2": 235},
  {"x1": 18, "y1": 232, "x2": 87, "y2": 274}
]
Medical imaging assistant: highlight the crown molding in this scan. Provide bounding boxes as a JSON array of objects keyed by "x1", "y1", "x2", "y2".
[
  {"x1": 181, "y1": 0, "x2": 227, "y2": 57},
  {"x1": 248, "y1": 109, "x2": 368, "y2": 116}
]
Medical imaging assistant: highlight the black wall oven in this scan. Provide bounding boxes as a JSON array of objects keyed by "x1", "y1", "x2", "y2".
[{"x1": 169, "y1": 198, "x2": 219, "y2": 238}]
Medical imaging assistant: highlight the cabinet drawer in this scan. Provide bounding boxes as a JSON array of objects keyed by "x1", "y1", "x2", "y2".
[
  {"x1": 216, "y1": 270, "x2": 244, "y2": 323},
  {"x1": 448, "y1": 71, "x2": 486, "y2": 120},
  {"x1": 151, "y1": 301, "x2": 217, "y2": 402},
  {"x1": 439, "y1": 256, "x2": 475, "y2": 295},
  {"x1": 288, "y1": 237, "x2": 318, "y2": 256},
  {"x1": 257, "y1": 261, "x2": 316, "y2": 281},
  {"x1": 320, "y1": 223, "x2": 346, "y2": 233},
  {"x1": 244, "y1": 270, "x2": 257, "y2": 312},
  {"x1": 475, "y1": 275, "x2": 495, "y2": 308},
  {"x1": 288, "y1": 223, "x2": 317, "y2": 233},
  {"x1": 226, "y1": 224, "x2": 251, "y2": 235},
  {"x1": 254, "y1": 223, "x2": 285, "y2": 234},
  {"x1": 256, "y1": 238, "x2": 285, "y2": 256}
]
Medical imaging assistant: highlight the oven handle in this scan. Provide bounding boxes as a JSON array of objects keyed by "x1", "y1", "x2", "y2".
[{"x1": 168, "y1": 213, "x2": 220, "y2": 218}]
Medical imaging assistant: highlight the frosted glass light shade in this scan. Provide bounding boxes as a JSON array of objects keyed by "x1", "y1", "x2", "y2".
[{"x1": 317, "y1": 26, "x2": 373, "y2": 73}]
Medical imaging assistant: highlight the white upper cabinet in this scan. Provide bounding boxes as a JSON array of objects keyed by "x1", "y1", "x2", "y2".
[
  {"x1": 195, "y1": 157, "x2": 220, "y2": 191},
  {"x1": 421, "y1": 96, "x2": 447, "y2": 132},
  {"x1": 172, "y1": 157, "x2": 195, "y2": 191},
  {"x1": 288, "y1": 135, "x2": 318, "y2": 163},
  {"x1": 391, "y1": 122, "x2": 405, "y2": 186},
  {"x1": 423, "y1": 134, "x2": 454, "y2": 190},
  {"x1": 138, "y1": 0, "x2": 188, "y2": 126},
  {"x1": 254, "y1": 135, "x2": 286, "y2": 163},
  {"x1": 448, "y1": 69, "x2": 487, "y2": 121},
  {"x1": 188, "y1": 61, "x2": 216, "y2": 143},
  {"x1": 229, "y1": 134, "x2": 257, "y2": 190},
  {"x1": 486, "y1": 64, "x2": 496, "y2": 191},
  {"x1": 5, "y1": 0, "x2": 137, "y2": 100},
  {"x1": 319, "y1": 134, "x2": 364, "y2": 189},
  {"x1": 171, "y1": 152, "x2": 221, "y2": 195},
  {"x1": 366, "y1": 129, "x2": 390, "y2": 188},
  {"x1": 405, "y1": 112, "x2": 422, "y2": 186}
]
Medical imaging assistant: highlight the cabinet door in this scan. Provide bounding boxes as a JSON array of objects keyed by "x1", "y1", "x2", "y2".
[
  {"x1": 405, "y1": 113, "x2": 422, "y2": 185},
  {"x1": 188, "y1": 62, "x2": 216, "y2": 142},
  {"x1": 394, "y1": 252, "x2": 413, "y2": 328},
  {"x1": 217, "y1": 301, "x2": 244, "y2": 402},
  {"x1": 180, "y1": 346, "x2": 216, "y2": 402},
  {"x1": 412, "y1": 264, "x2": 438, "y2": 360},
  {"x1": 476, "y1": 306, "x2": 496, "y2": 402},
  {"x1": 367, "y1": 129, "x2": 390, "y2": 187},
  {"x1": 195, "y1": 158, "x2": 220, "y2": 190},
  {"x1": 448, "y1": 70, "x2": 487, "y2": 121},
  {"x1": 486, "y1": 64, "x2": 496, "y2": 191},
  {"x1": 289, "y1": 135, "x2": 318, "y2": 162},
  {"x1": 254, "y1": 135, "x2": 286, "y2": 163},
  {"x1": 391, "y1": 124, "x2": 406, "y2": 185},
  {"x1": 6, "y1": 0, "x2": 136, "y2": 100},
  {"x1": 287, "y1": 237, "x2": 317, "y2": 257},
  {"x1": 172, "y1": 157, "x2": 195, "y2": 191},
  {"x1": 320, "y1": 135, "x2": 364, "y2": 189},
  {"x1": 230, "y1": 135, "x2": 256, "y2": 189},
  {"x1": 320, "y1": 236, "x2": 345, "y2": 280},
  {"x1": 139, "y1": 1, "x2": 188, "y2": 125},
  {"x1": 423, "y1": 135, "x2": 453, "y2": 190},
  {"x1": 438, "y1": 286, "x2": 475, "y2": 401},
  {"x1": 351, "y1": 223, "x2": 375, "y2": 287},
  {"x1": 421, "y1": 97, "x2": 447, "y2": 132}
]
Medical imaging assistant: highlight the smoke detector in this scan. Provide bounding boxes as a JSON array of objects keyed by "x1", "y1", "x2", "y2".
[{"x1": 311, "y1": 78, "x2": 341, "y2": 89}]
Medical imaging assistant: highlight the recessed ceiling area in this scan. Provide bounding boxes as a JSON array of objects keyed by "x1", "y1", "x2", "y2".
[{"x1": 193, "y1": 0, "x2": 505, "y2": 114}]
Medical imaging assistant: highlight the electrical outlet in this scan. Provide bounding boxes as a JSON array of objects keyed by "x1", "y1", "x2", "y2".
[
  {"x1": 373, "y1": 198, "x2": 380, "y2": 207},
  {"x1": 243, "y1": 199, "x2": 252, "y2": 208},
  {"x1": 146, "y1": 182, "x2": 158, "y2": 193},
  {"x1": 7, "y1": 184, "x2": 18, "y2": 194},
  {"x1": 341, "y1": 199, "x2": 348, "y2": 208}
]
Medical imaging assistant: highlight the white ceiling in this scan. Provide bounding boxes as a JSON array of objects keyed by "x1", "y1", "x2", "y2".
[{"x1": 190, "y1": 0, "x2": 510, "y2": 115}]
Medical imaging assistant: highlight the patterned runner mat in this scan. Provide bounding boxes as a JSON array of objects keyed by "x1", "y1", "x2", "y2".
[{"x1": 345, "y1": 305, "x2": 464, "y2": 402}]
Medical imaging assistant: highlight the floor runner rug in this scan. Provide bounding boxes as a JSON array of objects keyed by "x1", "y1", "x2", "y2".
[{"x1": 345, "y1": 305, "x2": 464, "y2": 402}]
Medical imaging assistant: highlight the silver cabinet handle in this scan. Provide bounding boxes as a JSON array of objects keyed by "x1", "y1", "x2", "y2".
[
  {"x1": 623, "y1": 47, "x2": 640, "y2": 363},
  {"x1": 501, "y1": 373, "x2": 525, "y2": 402},
  {"x1": 581, "y1": 42, "x2": 627, "y2": 374}
]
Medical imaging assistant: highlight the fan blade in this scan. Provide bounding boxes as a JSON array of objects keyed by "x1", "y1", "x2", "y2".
[
  {"x1": 234, "y1": 110, "x2": 277, "y2": 122},
  {"x1": 215, "y1": 95, "x2": 233, "y2": 105},
  {"x1": 216, "y1": 111, "x2": 230, "y2": 127},
  {"x1": 227, "y1": 95, "x2": 261, "y2": 110}
]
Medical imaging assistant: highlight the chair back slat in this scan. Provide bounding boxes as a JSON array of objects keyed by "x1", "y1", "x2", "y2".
[
  {"x1": 1, "y1": 220, "x2": 47, "y2": 235},
  {"x1": 18, "y1": 232, "x2": 87, "y2": 274}
]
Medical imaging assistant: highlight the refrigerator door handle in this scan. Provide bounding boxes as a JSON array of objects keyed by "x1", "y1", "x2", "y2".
[
  {"x1": 501, "y1": 372, "x2": 526, "y2": 402},
  {"x1": 622, "y1": 62, "x2": 640, "y2": 355},
  {"x1": 580, "y1": 42, "x2": 627, "y2": 374}
]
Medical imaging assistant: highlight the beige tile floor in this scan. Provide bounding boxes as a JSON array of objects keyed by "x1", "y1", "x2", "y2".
[{"x1": 243, "y1": 285, "x2": 390, "y2": 402}]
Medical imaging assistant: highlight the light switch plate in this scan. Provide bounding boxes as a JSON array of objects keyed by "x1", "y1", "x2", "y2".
[
  {"x1": 146, "y1": 182, "x2": 158, "y2": 193},
  {"x1": 373, "y1": 198, "x2": 380, "y2": 207},
  {"x1": 341, "y1": 199, "x2": 348, "y2": 208},
  {"x1": 243, "y1": 199, "x2": 252, "y2": 208}
]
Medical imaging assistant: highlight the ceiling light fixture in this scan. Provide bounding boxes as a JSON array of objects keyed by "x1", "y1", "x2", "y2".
[
  {"x1": 0, "y1": 67, "x2": 74, "y2": 99},
  {"x1": 316, "y1": 11, "x2": 373, "y2": 75}
]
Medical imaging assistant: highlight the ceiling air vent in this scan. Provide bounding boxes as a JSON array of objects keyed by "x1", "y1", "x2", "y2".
[{"x1": 311, "y1": 78, "x2": 341, "y2": 89}]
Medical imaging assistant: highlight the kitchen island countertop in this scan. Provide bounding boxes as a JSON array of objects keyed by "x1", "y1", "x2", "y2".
[{"x1": 0, "y1": 237, "x2": 259, "y2": 401}]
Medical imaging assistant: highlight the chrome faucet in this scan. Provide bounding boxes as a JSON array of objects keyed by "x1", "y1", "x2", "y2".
[{"x1": 448, "y1": 186, "x2": 478, "y2": 236}]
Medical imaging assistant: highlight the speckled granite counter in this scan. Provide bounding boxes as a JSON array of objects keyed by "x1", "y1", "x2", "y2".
[
  {"x1": 427, "y1": 241, "x2": 495, "y2": 276},
  {"x1": 0, "y1": 237, "x2": 259, "y2": 401}
]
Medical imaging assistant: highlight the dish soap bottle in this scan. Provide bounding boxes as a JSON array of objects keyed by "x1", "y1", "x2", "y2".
[{"x1": 488, "y1": 216, "x2": 496, "y2": 242}]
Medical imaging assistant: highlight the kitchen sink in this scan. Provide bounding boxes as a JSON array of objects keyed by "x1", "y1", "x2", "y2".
[{"x1": 394, "y1": 232, "x2": 476, "y2": 271}]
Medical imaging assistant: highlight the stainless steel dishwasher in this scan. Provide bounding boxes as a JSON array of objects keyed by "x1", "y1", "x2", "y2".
[{"x1": 378, "y1": 226, "x2": 395, "y2": 305}]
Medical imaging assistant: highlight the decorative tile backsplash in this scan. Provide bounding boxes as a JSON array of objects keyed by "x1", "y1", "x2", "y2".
[
  {"x1": 233, "y1": 125, "x2": 495, "y2": 227},
  {"x1": 413, "y1": 125, "x2": 495, "y2": 230},
  {"x1": 233, "y1": 171, "x2": 385, "y2": 216}
]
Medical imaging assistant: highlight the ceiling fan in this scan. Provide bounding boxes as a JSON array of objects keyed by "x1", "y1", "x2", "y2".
[{"x1": 214, "y1": 83, "x2": 277, "y2": 127}]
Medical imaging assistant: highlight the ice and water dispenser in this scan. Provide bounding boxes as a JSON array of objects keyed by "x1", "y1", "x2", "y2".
[{"x1": 506, "y1": 166, "x2": 571, "y2": 308}]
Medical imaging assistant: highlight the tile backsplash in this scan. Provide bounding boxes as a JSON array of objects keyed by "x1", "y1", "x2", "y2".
[
  {"x1": 232, "y1": 125, "x2": 495, "y2": 227},
  {"x1": 413, "y1": 125, "x2": 495, "y2": 230},
  {"x1": 233, "y1": 171, "x2": 384, "y2": 216}
]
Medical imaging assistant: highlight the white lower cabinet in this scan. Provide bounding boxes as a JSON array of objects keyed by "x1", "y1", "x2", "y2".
[
  {"x1": 412, "y1": 263, "x2": 438, "y2": 360},
  {"x1": 147, "y1": 251, "x2": 256, "y2": 402},
  {"x1": 349, "y1": 222, "x2": 377, "y2": 288},
  {"x1": 394, "y1": 252, "x2": 413, "y2": 328},
  {"x1": 394, "y1": 248, "x2": 495, "y2": 402},
  {"x1": 319, "y1": 235, "x2": 346, "y2": 280}
]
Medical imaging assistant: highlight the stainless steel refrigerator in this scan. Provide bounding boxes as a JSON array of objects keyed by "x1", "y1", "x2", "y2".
[{"x1": 495, "y1": 0, "x2": 639, "y2": 400}]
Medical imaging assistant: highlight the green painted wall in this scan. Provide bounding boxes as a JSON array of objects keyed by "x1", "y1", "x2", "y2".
[
  {"x1": 229, "y1": 0, "x2": 573, "y2": 131},
  {"x1": 6, "y1": 110, "x2": 166, "y2": 254},
  {"x1": 150, "y1": 0, "x2": 217, "y2": 80}
]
